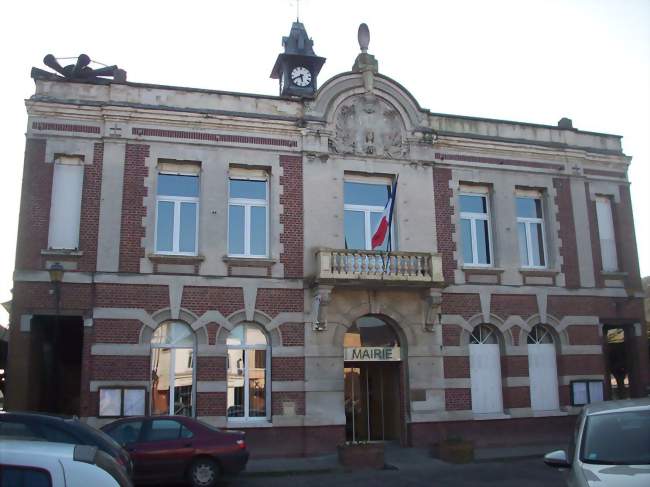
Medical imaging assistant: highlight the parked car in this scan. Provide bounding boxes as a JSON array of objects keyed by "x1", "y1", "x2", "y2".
[
  {"x1": 544, "y1": 398, "x2": 650, "y2": 486},
  {"x1": 0, "y1": 412, "x2": 133, "y2": 477},
  {"x1": 0, "y1": 439, "x2": 132, "y2": 486},
  {"x1": 101, "y1": 415, "x2": 248, "y2": 487}
]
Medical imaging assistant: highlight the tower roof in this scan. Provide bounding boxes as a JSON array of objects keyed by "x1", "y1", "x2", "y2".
[{"x1": 282, "y1": 22, "x2": 317, "y2": 56}]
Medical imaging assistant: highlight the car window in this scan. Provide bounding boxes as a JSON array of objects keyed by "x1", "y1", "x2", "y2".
[
  {"x1": 39, "y1": 424, "x2": 80, "y2": 444},
  {"x1": 581, "y1": 410, "x2": 650, "y2": 465},
  {"x1": 180, "y1": 425, "x2": 194, "y2": 439},
  {"x1": 0, "y1": 421, "x2": 42, "y2": 440},
  {"x1": 143, "y1": 420, "x2": 183, "y2": 442},
  {"x1": 71, "y1": 420, "x2": 124, "y2": 452},
  {"x1": 0, "y1": 466, "x2": 52, "y2": 487},
  {"x1": 106, "y1": 421, "x2": 144, "y2": 446}
]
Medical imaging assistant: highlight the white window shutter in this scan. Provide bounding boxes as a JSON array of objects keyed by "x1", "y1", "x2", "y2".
[
  {"x1": 595, "y1": 197, "x2": 618, "y2": 271},
  {"x1": 48, "y1": 162, "x2": 84, "y2": 249}
]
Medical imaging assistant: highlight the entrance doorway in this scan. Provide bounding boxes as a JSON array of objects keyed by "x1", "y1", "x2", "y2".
[
  {"x1": 29, "y1": 315, "x2": 84, "y2": 415},
  {"x1": 344, "y1": 363, "x2": 400, "y2": 442},
  {"x1": 343, "y1": 315, "x2": 403, "y2": 443}
]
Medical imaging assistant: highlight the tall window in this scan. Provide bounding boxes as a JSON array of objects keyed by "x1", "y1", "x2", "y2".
[
  {"x1": 226, "y1": 324, "x2": 269, "y2": 421},
  {"x1": 595, "y1": 196, "x2": 618, "y2": 271},
  {"x1": 150, "y1": 322, "x2": 195, "y2": 417},
  {"x1": 344, "y1": 180, "x2": 393, "y2": 251},
  {"x1": 516, "y1": 194, "x2": 547, "y2": 268},
  {"x1": 48, "y1": 156, "x2": 84, "y2": 249},
  {"x1": 460, "y1": 191, "x2": 492, "y2": 266},
  {"x1": 155, "y1": 173, "x2": 199, "y2": 255},
  {"x1": 228, "y1": 178, "x2": 268, "y2": 257},
  {"x1": 469, "y1": 324, "x2": 503, "y2": 414}
]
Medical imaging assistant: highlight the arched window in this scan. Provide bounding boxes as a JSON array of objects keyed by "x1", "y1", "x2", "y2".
[
  {"x1": 150, "y1": 322, "x2": 195, "y2": 416},
  {"x1": 469, "y1": 324, "x2": 503, "y2": 414},
  {"x1": 227, "y1": 324, "x2": 270, "y2": 421},
  {"x1": 344, "y1": 315, "x2": 400, "y2": 349},
  {"x1": 527, "y1": 325, "x2": 559, "y2": 411}
]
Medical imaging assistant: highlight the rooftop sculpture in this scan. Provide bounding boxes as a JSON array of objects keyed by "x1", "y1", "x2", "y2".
[{"x1": 31, "y1": 54, "x2": 126, "y2": 84}]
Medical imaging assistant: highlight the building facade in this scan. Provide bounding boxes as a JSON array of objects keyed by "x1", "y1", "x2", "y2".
[{"x1": 7, "y1": 23, "x2": 648, "y2": 457}]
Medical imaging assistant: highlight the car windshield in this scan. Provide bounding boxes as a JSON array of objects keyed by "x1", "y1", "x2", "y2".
[{"x1": 580, "y1": 410, "x2": 650, "y2": 465}]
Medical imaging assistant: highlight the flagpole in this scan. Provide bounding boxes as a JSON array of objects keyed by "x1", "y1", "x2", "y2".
[{"x1": 385, "y1": 176, "x2": 398, "y2": 273}]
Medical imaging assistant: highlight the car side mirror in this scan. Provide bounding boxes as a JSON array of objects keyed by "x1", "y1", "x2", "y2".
[{"x1": 544, "y1": 450, "x2": 571, "y2": 469}]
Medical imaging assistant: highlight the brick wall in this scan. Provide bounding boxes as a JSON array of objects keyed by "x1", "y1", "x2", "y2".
[
  {"x1": 279, "y1": 323, "x2": 304, "y2": 346},
  {"x1": 196, "y1": 392, "x2": 226, "y2": 416},
  {"x1": 95, "y1": 284, "x2": 169, "y2": 314},
  {"x1": 491, "y1": 294, "x2": 537, "y2": 319},
  {"x1": 196, "y1": 356, "x2": 226, "y2": 381},
  {"x1": 180, "y1": 287, "x2": 244, "y2": 317},
  {"x1": 279, "y1": 155, "x2": 303, "y2": 278},
  {"x1": 558, "y1": 355, "x2": 605, "y2": 376},
  {"x1": 78, "y1": 143, "x2": 103, "y2": 271},
  {"x1": 501, "y1": 356, "x2": 529, "y2": 377},
  {"x1": 15, "y1": 139, "x2": 50, "y2": 270},
  {"x1": 442, "y1": 324, "x2": 461, "y2": 346},
  {"x1": 548, "y1": 295, "x2": 643, "y2": 320},
  {"x1": 256, "y1": 288, "x2": 303, "y2": 318},
  {"x1": 553, "y1": 177, "x2": 580, "y2": 288},
  {"x1": 272, "y1": 391, "x2": 305, "y2": 416},
  {"x1": 566, "y1": 325, "x2": 601, "y2": 346},
  {"x1": 12, "y1": 282, "x2": 92, "y2": 312},
  {"x1": 443, "y1": 356, "x2": 469, "y2": 378},
  {"x1": 433, "y1": 167, "x2": 455, "y2": 282},
  {"x1": 614, "y1": 184, "x2": 642, "y2": 289},
  {"x1": 271, "y1": 357, "x2": 304, "y2": 381},
  {"x1": 93, "y1": 319, "x2": 142, "y2": 344},
  {"x1": 91, "y1": 356, "x2": 150, "y2": 381},
  {"x1": 442, "y1": 293, "x2": 481, "y2": 319},
  {"x1": 445, "y1": 388, "x2": 471, "y2": 410},
  {"x1": 503, "y1": 386, "x2": 530, "y2": 409},
  {"x1": 119, "y1": 144, "x2": 149, "y2": 273}
]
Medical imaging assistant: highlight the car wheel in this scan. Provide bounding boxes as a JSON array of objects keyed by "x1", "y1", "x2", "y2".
[{"x1": 189, "y1": 458, "x2": 219, "y2": 487}]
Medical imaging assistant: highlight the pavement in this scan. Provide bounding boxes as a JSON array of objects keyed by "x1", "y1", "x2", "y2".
[{"x1": 217, "y1": 443, "x2": 568, "y2": 487}]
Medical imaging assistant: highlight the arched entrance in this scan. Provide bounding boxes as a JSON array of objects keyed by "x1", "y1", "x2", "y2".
[{"x1": 343, "y1": 315, "x2": 402, "y2": 442}]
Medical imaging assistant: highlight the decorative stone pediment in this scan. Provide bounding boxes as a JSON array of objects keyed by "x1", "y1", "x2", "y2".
[{"x1": 329, "y1": 94, "x2": 408, "y2": 159}]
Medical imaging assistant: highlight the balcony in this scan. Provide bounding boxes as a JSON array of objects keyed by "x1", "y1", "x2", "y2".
[{"x1": 315, "y1": 248, "x2": 444, "y2": 286}]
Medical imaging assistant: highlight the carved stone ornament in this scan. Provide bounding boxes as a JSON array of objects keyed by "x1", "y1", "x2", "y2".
[{"x1": 330, "y1": 94, "x2": 409, "y2": 159}]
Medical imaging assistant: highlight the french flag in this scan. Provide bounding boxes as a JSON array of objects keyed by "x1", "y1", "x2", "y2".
[{"x1": 371, "y1": 178, "x2": 398, "y2": 250}]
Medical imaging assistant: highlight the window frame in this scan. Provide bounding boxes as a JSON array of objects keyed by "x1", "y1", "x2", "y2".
[
  {"x1": 516, "y1": 195, "x2": 548, "y2": 269},
  {"x1": 48, "y1": 156, "x2": 84, "y2": 250},
  {"x1": 150, "y1": 322, "x2": 196, "y2": 417},
  {"x1": 226, "y1": 324, "x2": 271, "y2": 423},
  {"x1": 227, "y1": 177, "x2": 269, "y2": 258},
  {"x1": 154, "y1": 171, "x2": 200, "y2": 256},
  {"x1": 343, "y1": 179, "x2": 395, "y2": 251},
  {"x1": 459, "y1": 192, "x2": 493, "y2": 267},
  {"x1": 595, "y1": 195, "x2": 619, "y2": 272},
  {"x1": 98, "y1": 387, "x2": 148, "y2": 418}
]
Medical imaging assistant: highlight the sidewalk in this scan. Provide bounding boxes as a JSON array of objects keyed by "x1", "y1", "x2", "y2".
[{"x1": 243, "y1": 443, "x2": 562, "y2": 476}]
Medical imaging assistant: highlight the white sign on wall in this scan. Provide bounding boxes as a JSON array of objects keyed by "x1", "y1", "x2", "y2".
[{"x1": 344, "y1": 347, "x2": 401, "y2": 361}]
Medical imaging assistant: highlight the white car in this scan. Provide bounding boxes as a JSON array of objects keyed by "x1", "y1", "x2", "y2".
[
  {"x1": 544, "y1": 398, "x2": 650, "y2": 487},
  {"x1": 0, "y1": 440, "x2": 132, "y2": 486}
]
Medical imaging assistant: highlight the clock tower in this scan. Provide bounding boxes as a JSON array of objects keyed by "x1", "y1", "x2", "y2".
[{"x1": 270, "y1": 21, "x2": 326, "y2": 98}]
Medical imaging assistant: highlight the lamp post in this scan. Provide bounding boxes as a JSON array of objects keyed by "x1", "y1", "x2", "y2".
[{"x1": 48, "y1": 263, "x2": 64, "y2": 315}]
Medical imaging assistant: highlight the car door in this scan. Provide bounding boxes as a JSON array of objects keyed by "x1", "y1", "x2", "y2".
[
  {"x1": 131, "y1": 419, "x2": 196, "y2": 483},
  {"x1": 103, "y1": 420, "x2": 145, "y2": 481}
]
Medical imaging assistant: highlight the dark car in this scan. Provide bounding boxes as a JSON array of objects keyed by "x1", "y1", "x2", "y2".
[
  {"x1": 0, "y1": 411, "x2": 133, "y2": 477},
  {"x1": 101, "y1": 415, "x2": 248, "y2": 487}
]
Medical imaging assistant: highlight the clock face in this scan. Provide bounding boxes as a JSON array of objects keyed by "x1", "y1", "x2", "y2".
[{"x1": 291, "y1": 66, "x2": 312, "y2": 87}]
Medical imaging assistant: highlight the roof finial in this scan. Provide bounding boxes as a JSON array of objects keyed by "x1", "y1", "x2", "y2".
[{"x1": 358, "y1": 23, "x2": 370, "y2": 53}]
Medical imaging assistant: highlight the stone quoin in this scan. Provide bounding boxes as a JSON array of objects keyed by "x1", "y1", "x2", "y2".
[{"x1": 5, "y1": 21, "x2": 648, "y2": 458}]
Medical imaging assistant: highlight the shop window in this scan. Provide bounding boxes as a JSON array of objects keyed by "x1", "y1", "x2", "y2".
[
  {"x1": 48, "y1": 156, "x2": 84, "y2": 250},
  {"x1": 343, "y1": 178, "x2": 394, "y2": 251},
  {"x1": 99, "y1": 388, "x2": 146, "y2": 417},
  {"x1": 155, "y1": 171, "x2": 199, "y2": 255},
  {"x1": 226, "y1": 324, "x2": 270, "y2": 421},
  {"x1": 595, "y1": 196, "x2": 618, "y2": 271},
  {"x1": 516, "y1": 192, "x2": 547, "y2": 268},
  {"x1": 459, "y1": 188, "x2": 492, "y2": 266},
  {"x1": 228, "y1": 176, "x2": 268, "y2": 257},
  {"x1": 150, "y1": 322, "x2": 195, "y2": 417}
]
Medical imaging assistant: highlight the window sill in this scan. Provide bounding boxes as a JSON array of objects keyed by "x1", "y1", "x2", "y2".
[
  {"x1": 519, "y1": 268, "x2": 558, "y2": 286},
  {"x1": 148, "y1": 253, "x2": 205, "y2": 264},
  {"x1": 226, "y1": 419, "x2": 272, "y2": 428},
  {"x1": 461, "y1": 266, "x2": 504, "y2": 274},
  {"x1": 462, "y1": 266, "x2": 504, "y2": 285},
  {"x1": 600, "y1": 271, "x2": 627, "y2": 279},
  {"x1": 41, "y1": 249, "x2": 83, "y2": 257},
  {"x1": 518, "y1": 268, "x2": 558, "y2": 277},
  {"x1": 223, "y1": 256, "x2": 276, "y2": 267}
]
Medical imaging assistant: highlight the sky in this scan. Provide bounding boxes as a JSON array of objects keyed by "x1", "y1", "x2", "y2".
[{"x1": 0, "y1": 0, "x2": 648, "y2": 325}]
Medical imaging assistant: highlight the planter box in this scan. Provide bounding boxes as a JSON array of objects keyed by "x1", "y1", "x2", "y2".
[
  {"x1": 435, "y1": 440, "x2": 474, "y2": 464},
  {"x1": 337, "y1": 442, "x2": 385, "y2": 469}
]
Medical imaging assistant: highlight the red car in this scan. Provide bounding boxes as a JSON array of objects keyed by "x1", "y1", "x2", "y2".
[{"x1": 100, "y1": 416, "x2": 248, "y2": 487}]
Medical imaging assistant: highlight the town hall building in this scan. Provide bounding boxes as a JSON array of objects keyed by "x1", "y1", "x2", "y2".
[{"x1": 6, "y1": 22, "x2": 648, "y2": 457}]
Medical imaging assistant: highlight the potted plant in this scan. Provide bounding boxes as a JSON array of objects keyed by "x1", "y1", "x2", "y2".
[
  {"x1": 337, "y1": 441, "x2": 385, "y2": 469},
  {"x1": 433, "y1": 435, "x2": 474, "y2": 464}
]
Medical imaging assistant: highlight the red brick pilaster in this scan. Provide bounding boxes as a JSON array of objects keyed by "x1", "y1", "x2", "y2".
[
  {"x1": 433, "y1": 167, "x2": 455, "y2": 282},
  {"x1": 553, "y1": 178, "x2": 579, "y2": 288},
  {"x1": 279, "y1": 155, "x2": 303, "y2": 278},
  {"x1": 79, "y1": 143, "x2": 104, "y2": 271},
  {"x1": 614, "y1": 184, "x2": 642, "y2": 289},
  {"x1": 119, "y1": 144, "x2": 149, "y2": 273}
]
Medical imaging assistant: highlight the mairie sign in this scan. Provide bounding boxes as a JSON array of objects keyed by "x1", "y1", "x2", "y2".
[{"x1": 344, "y1": 347, "x2": 401, "y2": 361}]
